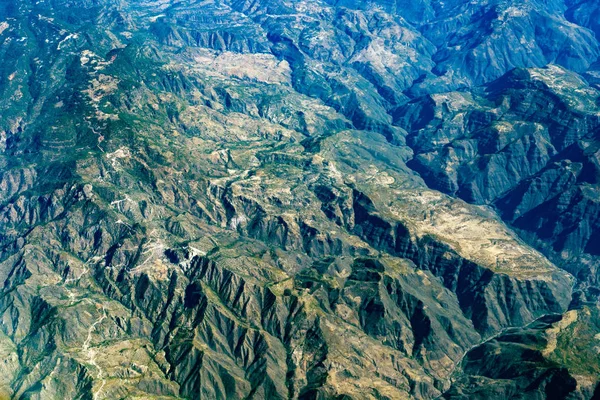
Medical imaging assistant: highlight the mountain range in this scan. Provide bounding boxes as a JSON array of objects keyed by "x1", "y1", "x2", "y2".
[{"x1": 0, "y1": 0, "x2": 599, "y2": 398}]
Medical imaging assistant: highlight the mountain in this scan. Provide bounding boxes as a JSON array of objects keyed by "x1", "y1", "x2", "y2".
[{"x1": 0, "y1": 0, "x2": 599, "y2": 399}]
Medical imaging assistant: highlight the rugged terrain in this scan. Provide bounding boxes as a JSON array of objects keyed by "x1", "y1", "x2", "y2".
[{"x1": 0, "y1": 0, "x2": 599, "y2": 399}]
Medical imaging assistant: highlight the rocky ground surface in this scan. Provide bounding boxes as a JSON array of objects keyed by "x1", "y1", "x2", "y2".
[{"x1": 0, "y1": 0, "x2": 599, "y2": 399}]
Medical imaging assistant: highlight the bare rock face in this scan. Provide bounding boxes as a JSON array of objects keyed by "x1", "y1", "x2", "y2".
[{"x1": 0, "y1": 0, "x2": 599, "y2": 399}]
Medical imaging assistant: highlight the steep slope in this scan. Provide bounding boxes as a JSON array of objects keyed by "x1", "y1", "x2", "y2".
[
  {"x1": 396, "y1": 64, "x2": 600, "y2": 294},
  {"x1": 446, "y1": 303, "x2": 600, "y2": 399}
]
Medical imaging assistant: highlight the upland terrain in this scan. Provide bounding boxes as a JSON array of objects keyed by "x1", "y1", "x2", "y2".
[{"x1": 1, "y1": 0, "x2": 600, "y2": 398}]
